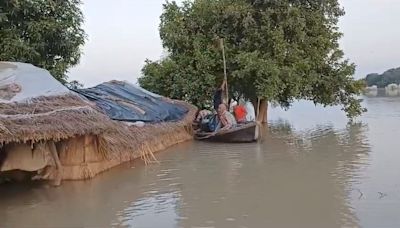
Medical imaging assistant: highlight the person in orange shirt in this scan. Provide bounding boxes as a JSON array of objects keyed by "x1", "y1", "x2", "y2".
[{"x1": 233, "y1": 103, "x2": 247, "y2": 123}]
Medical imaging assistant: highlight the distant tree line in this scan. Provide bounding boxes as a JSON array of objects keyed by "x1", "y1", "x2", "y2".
[{"x1": 365, "y1": 67, "x2": 400, "y2": 88}]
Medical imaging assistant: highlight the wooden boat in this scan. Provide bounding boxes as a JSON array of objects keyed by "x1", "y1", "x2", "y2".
[{"x1": 194, "y1": 122, "x2": 259, "y2": 143}]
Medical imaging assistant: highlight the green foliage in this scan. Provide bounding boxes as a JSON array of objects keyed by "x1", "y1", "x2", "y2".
[
  {"x1": 66, "y1": 80, "x2": 83, "y2": 90},
  {"x1": 365, "y1": 67, "x2": 400, "y2": 88},
  {"x1": 139, "y1": 0, "x2": 365, "y2": 118},
  {"x1": 0, "y1": 0, "x2": 86, "y2": 84}
]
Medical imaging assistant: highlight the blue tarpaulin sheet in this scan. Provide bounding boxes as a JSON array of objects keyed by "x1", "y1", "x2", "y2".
[{"x1": 75, "y1": 81, "x2": 188, "y2": 123}]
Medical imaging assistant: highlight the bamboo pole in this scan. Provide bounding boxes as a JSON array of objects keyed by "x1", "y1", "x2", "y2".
[
  {"x1": 49, "y1": 141, "x2": 62, "y2": 186},
  {"x1": 220, "y1": 38, "x2": 229, "y2": 104}
]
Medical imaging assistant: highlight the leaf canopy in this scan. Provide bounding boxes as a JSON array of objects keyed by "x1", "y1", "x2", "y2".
[
  {"x1": 0, "y1": 0, "x2": 86, "y2": 83},
  {"x1": 139, "y1": 0, "x2": 365, "y2": 118}
]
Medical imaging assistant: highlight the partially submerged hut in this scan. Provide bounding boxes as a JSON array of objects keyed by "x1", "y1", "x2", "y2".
[{"x1": 0, "y1": 62, "x2": 196, "y2": 185}]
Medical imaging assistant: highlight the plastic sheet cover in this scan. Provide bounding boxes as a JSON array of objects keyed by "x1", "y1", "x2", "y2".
[
  {"x1": 75, "y1": 81, "x2": 188, "y2": 122},
  {"x1": 0, "y1": 62, "x2": 71, "y2": 103}
]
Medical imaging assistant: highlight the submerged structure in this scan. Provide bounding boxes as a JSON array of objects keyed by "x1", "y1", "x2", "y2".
[{"x1": 0, "y1": 62, "x2": 196, "y2": 185}]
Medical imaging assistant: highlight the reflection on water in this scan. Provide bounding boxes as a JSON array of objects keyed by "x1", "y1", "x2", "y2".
[
  {"x1": 364, "y1": 88, "x2": 400, "y2": 97},
  {"x1": 114, "y1": 192, "x2": 181, "y2": 228},
  {"x1": 1, "y1": 96, "x2": 400, "y2": 227}
]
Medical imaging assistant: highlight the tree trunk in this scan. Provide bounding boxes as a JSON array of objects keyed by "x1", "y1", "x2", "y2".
[{"x1": 256, "y1": 99, "x2": 268, "y2": 123}]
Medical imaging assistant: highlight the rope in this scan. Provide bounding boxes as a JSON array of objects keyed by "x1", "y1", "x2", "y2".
[{"x1": 0, "y1": 106, "x2": 94, "y2": 119}]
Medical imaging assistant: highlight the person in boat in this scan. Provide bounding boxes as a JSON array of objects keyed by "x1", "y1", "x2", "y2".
[
  {"x1": 195, "y1": 80, "x2": 227, "y2": 132},
  {"x1": 244, "y1": 100, "x2": 255, "y2": 122},
  {"x1": 217, "y1": 103, "x2": 237, "y2": 131},
  {"x1": 213, "y1": 80, "x2": 227, "y2": 111},
  {"x1": 195, "y1": 109, "x2": 219, "y2": 132},
  {"x1": 229, "y1": 100, "x2": 237, "y2": 112},
  {"x1": 195, "y1": 109, "x2": 212, "y2": 123},
  {"x1": 233, "y1": 100, "x2": 247, "y2": 123}
]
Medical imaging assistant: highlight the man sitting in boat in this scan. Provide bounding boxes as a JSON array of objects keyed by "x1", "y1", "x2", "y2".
[
  {"x1": 217, "y1": 103, "x2": 237, "y2": 131},
  {"x1": 213, "y1": 80, "x2": 226, "y2": 111}
]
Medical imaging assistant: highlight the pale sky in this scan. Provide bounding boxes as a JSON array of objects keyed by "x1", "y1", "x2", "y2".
[{"x1": 69, "y1": 0, "x2": 400, "y2": 87}]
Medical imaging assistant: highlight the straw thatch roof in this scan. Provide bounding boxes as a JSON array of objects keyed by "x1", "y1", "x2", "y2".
[
  {"x1": 0, "y1": 62, "x2": 116, "y2": 145},
  {"x1": 99, "y1": 100, "x2": 197, "y2": 161},
  {"x1": 0, "y1": 94, "x2": 114, "y2": 145},
  {"x1": 0, "y1": 91, "x2": 197, "y2": 180},
  {"x1": 0, "y1": 91, "x2": 197, "y2": 158}
]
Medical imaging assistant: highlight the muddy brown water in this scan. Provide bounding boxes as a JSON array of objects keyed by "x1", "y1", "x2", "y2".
[{"x1": 1, "y1": 95, "x2": 400, "y2": 228}]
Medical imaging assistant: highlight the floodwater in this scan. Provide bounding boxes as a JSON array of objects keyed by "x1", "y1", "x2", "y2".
[{"x1": 1, "y1": 96, "x2": 400, "y2": 228}]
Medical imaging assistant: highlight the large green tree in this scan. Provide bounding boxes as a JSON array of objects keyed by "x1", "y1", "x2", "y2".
[
  {"x1": 139, "y1": 0, "x2": 365, "y2": 119},
  {"x1": 0, "y1": 0, "x2": 86, "y2": 84}
]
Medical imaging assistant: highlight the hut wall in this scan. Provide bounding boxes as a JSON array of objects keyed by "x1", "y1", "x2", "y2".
[
  {"x1": 60, "y1": 123, "x2": 193, "y2": 180},
  {"x1": 1, "y1": 143, "x2": 55, "y2": 172}
]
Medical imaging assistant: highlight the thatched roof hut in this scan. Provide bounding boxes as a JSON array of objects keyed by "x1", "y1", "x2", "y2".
[
  {"x1": 0, "y1": 62, "x2": 196, "y2": 185},
  {"x1": 0, "y1": 94, "x2": 114, "y2": 144},
  {"x1": 0, "y1": 62, "x2": 113, "y2": 143}
]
